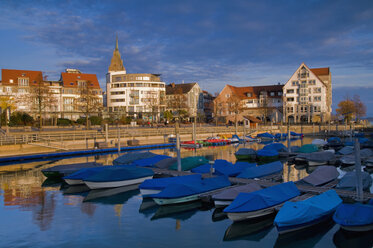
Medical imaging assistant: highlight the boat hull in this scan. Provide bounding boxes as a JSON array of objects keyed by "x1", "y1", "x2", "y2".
[
  {"x1": 140, "y1": 189, "x2": 162, "y2": 197},
  {"x1": 276, "y1": 212, "x2": 333, "y2": 234},
  {"x1": 64, "y1": 178, "x2": 84, "y2": 185},
  {"x1": 235, "y1": 154, "x2": 256, "y2": 160},
  {"x1": 214, "y1": 200, "x2": 233, "y2": 207},
  {"x1": 339, "y1": 223, "x2": 373, "y2": 232},
  {"x1": 84, "y1": 176, "x2": 153, "y2": 190},
  {"x1": 227, "y1": 207, "x2": 276, "y2": 222},
  {"x1": 153, "y1": 194, "x2": 200, "y2": 205}
]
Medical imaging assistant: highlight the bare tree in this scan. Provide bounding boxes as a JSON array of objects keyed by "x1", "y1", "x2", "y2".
[
  {"x1": 75, "y1": 81, "x2": 103, "y2": 129},
  {"x1": 227, "y1": 94, "x2": 243, "y2": 133},
  {"x1": 166, "y1": 88, "x2": 188, "y2": 120},
  {"x1": 0, "y1": 95, "x2": 16, "y2": 131},
  {"x1": 258, "y1": 93, "x2": 271, "y2": 124},
  {"x1": 213, "y1": 92, "x2": 223, "y2": 126},
  {"x1": 20, "y1": 74, "x2": 58, "y2": 128},
  {"x1": 353, "y1": 95, "x2": 366, "y2": 121}
]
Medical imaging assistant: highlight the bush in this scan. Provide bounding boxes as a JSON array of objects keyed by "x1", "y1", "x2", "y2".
[
  {"x1": 57, "y1": 118, "x2": 72, "y2": 126},
  {"x1": 76, "y1": 118, "x2": 86, "y2": 125},
  {"x1": 9, "y1": 112, "x2": 34, "y2": 126},
  {"x1": 119, "y1": 116, "x2": 132, "y2": 125},
  {"x1": 89, "y1": 116, "x2": 102, "y2": 125}
]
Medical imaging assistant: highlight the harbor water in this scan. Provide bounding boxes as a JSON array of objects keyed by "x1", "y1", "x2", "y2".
[{"x1": 0, "y1": 137, "x2": 372, "y2": 247}]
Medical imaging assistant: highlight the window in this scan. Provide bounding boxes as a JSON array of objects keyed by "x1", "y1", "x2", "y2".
[
  {"x1": 313, "y1": 87, "x2": 321, "y2": 93},
  {"x1": 292, "y1": 81, "x2": 298, "y2": 86},
  {"x1": 287, "y1": 97, "x2": 294, "y2": 102},
  {"x1": 18, "y1": 78, "x2": 29, "y2": 86},
  {"x1": 6, "y1": 87, "x2": 11, "y2": 93},
  {"x1": 143, "y1": 76, "x2": 150, "y2": 80},
  {"x1": 314, "y1": 96, "x2": 321, "y2": 102},
  {"x1": 246, "y1": 92, "x2": 252, "y2": 97},
  {"x1": 286, "y1": 89, "x2": 294, "y2": 94},
  {"x1": 114, "y1": 76, "x2": 122, "y2": 82},
  {"x1": 247, "y1": 100, "x2": 253, "y2": 104},
  {"x1": 78, "y1": 81, "x2": 87, "y2": 87},
  {"x1": 270, "y1": 92, "x2": 275, "y2": 96},
  {"x1": 225, "y1": 94, "x2": 230, "y2": 98},
  {"x1": 111, "y1": 99, "x2": 125, "y2": 102},
  {"x1": 278, "y1": 92, "x2": 282, "y2": 96},
  {"x1": 9, "y1": 79, "x2": 13, "y2": 83},
  {"x1": 308, "y1": 80, "x2": 315, "y2": 85},
  {"x1": 136, "y1": 77, "x2": 142, "y2": 80}
]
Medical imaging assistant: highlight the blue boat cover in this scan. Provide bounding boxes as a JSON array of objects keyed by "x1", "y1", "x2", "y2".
[
  {"x1": 191, "y1": 159, "x2": 231, "y2": 174},
  {"x1": 191, "y1": 160, "x2": 255, "y2": 177},
  {"x1": 133, "y1": 155, "x2": 171, "y2": 167},
  {"x1": 169, "y1": 156, "x2": 209, "y2": 171},
  {"x1": 223, "y1": 181, "x2": 300, "y2": 213},
  {"x1": 64, "y1": 166, "x2": 107, "y2": 180},
  {"x1": 298, "y1": 144, "x2": 318, "y2": 153},
  {"x1": 236, "y1": 161, "x2": 283, "y2": 179},
  {"x1": 257, "y1": 149, "x2": 279, "y2": 157},
  {"x1": 263, "y1": 143, "x2": 288, "y2": 152},
  {"x1": 327, "y1": 137, "x2": 341, "y2": 143},
  {"x1": 257, "y1": 132, "x2": 275, "y2": 139},
  {"x1": 235, "y1": 148, "x2": 256, "y2": 156},
  {"x1": 290, "y1": 131, "x2": 303, "y2": 137},
  {"x1": 139, "y1": 174, "x2": 202, "y2": 190},
  {"x1": 274, "y1": 190, "x2": 342, "y2": 228},
  {"x1": 84, "y1": 166, "x2": 154, "y2": 182},
  {"x1": 113, "y1": 152, "x2": 157, "y2": 165},
  {"x1": 150, "y1": 176, "x2": 231, "y2": 199},
  {"x1": 333, "y1": 203, "x2": 373, "y2": 226}
]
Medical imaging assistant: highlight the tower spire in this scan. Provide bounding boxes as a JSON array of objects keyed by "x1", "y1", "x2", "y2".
[
  {"x1": 115, "y1": 35, "x2": 119, "y2": 51},
  {"x1": 109, "y1": 36, "x2": 125, "y2": 72}
]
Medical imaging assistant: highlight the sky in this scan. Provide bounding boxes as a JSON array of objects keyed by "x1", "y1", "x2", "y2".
[{"x1": 0, "y1": 0, "x2": 372, "y2": 116}]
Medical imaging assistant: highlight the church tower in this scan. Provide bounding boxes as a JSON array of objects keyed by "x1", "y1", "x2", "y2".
[{"x1": 108, "y1": 36, "x2": 126, "y2": 73}]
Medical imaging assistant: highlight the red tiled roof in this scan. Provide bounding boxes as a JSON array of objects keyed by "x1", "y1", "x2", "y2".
[
  {"x1": 1, "y1": 69, "x2": 43, "y2": 85},
  {"x1": 166, "y1": 83, "x2": 196, "y2": 95},
  {"x1": 310, "y1": 67, "x2": 330, "y2": 76},
  {"x1": 227, "y1": 84, "x2": 284, "y2": 99},
  {"x1": 61, "y1": 72, "x2": 101, "y2": 89}
]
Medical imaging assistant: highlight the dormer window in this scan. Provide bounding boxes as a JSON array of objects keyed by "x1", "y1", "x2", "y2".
[
  {"x1": 299, "y1": 66, "x2": 309, "y2": 78},
  {"x1": 246, "y1": 92, "x2": 252, "y2": 97}
]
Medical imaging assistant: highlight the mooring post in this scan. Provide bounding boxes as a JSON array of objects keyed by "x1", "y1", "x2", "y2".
[
  {"x1": 117, "y1": 124, "x2": 121, "y2": 154},
  {"x1": 209, "y1": 160, "x2": 215, "y2": 176},
  {"x1": 105, "y1": 123, "x2": 108, "y2": 143},
  {"x1": 287, "y1": 123, "x2": 291, "y2": 155},
  {"x1": 354, "y1": 138, "x2": 363, "y2": 202},
  {"x1": 193, "y1": 116, "x2": 196, "y2": 146},
  {"x1": 175, "y1": 119, "x2": 181, "y2": 171}
]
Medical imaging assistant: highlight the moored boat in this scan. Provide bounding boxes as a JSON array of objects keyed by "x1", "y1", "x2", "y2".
[
  {"x1": 139, "y1": 174, "x2": 202, "y2": 197},
  {"x1": 333, "y1": 201, "x2": 373, "y2": 232},
  {"x1": 83, "y1": 166, "x2": 154, "y2": 189},
  {"x1": 64, "y1": 166, "x2": 107, "y2": 185},
  {"x1": 236, "y1": 161, "x2": 283, "y2": 179},
  {"x1": 274, "y1": 190, "x2": 342, "y2": 234},
  {"x1": 298, "y1": 166, "x2": 339, "y2": 186},
  {"x1": 256, "y1": 132, "x2": 275, "y2": 140},
  {"x1": 168, "y1": 156, "x2": 209, "y2": 171},
  {"x1": 223, "y1": 182, "x2": 300, "y2": 222},
  {"x1": 42, "y1": 162, "x2": 102, "y2": 178},
  {"x1": 151, "y1": 176, "x2": 231, "y2": 205},
  {"x1": 113, "y1": 151, "x2": 158, "y2": 165},
  {"x1": 234, "y1": 148, "x2": 256, "y2": 160},
  {"x1": 256, "y1": 149, "x2": 279, "y2": 162},
  {"x1": 212, "y1": 183, "x2": 262, "y2": 207},
  {"x1": 336, "y1": 171, "x2": 372, "y2": 191}
]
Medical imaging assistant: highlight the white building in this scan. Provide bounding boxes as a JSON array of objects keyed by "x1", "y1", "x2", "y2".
[
  {"x1": 106, "y1": 38, "x2": 166, "y2": 121},
  {"x1": 283, "y1": 63, "x2": 332, "y2": 123}
]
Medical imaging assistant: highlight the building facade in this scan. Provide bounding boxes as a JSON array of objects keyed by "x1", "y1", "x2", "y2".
[
  {"x1": 106, "y1": 38, "x2": 166, "y2": 121},
  {"x1": 165, "y1": 82, "x2": 203, "y2": 118},
  {"x1": 0, "y1": 68, "x2": 103, "y2": 121},
  {"x1": 214, "y1": 84, "x2": 283, "y2": 124},
  {"x1": 283, "y1": 63, "x2": 332, "y2": 123}
]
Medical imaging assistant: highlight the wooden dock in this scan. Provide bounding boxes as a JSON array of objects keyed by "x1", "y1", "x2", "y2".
[{"x1": 150, "y1": 168, "x2": 373, "y2": 202}]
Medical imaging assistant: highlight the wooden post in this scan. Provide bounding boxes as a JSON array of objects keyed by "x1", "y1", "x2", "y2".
[
  {"x1": 192, "y1": 117, "x2": 196, "y2": 145},
  {"x1": 354, "y1": 138, "x2": 363, "y2": 202},
  {"x1": 117, "y1": 124, "x2": 121, "y2": 154},
  {"x1": 175, "y1": 119, "x2": 181, "y2": 171},
  {"x1": 287, "y1": 123, "x2": 291, "y2": 154},
  {"x1": 105, "y1": 123, "x2": 108, "y2": 143}
]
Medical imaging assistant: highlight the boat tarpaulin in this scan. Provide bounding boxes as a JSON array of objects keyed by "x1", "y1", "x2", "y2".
[
  {"x1": 298, "y1": 144, "x2": 318, "y2": 153},
  {"x1": 223, "y1": 182, "x2": 300, "y2": 213},
  {"x1": 113, "y1": 152, "x2": 157, "y2": 165},
  {"x1": 337, "y1": 146, "x2": 354, "y2": 155},
  {"x1": 150, "y1": 176, "x2": 231, "y2": 199},
  {"x1": 237, "y1": 161, "x2": 283, "y2": 179},
  {"x1": 169, "y1": 156, "x2": 209, "y2": 171},
  {"x1": 301, "y1": 166, "x2": 339, "y2": 186},
  {"x1": 257, "y1": 149, "x2": 279, "y2": 157},
  {"x1": 274, "y1": 190, "x2": 342, "y2": 228},
  {"x1": 133, "y1": 155, "x2": 171, "y2": 167},
  {"x1": 154, "y1": 157, "x2": 177, "y2": 169},
  {"x1": 64, "y1": 166, "x2": 107, "y2": 180},
  {"x1": 212, "y1": 183, "x2": 262, "y2": 201},
  {"x1": 257, "y1": 132, "x2": 275, "y2": 139},
  {"x1": 84, "y1": 166, "x2": 154, "y2": 182},
  {"x1": 333, "y1": 203, "x2": 373, "y2": 226},
  {"x1": 263, "y1": 143, "x2": 287, "y2": 152},
  {"x1": 235, "y1": 148, "x2": 256, "y2": 156},
  {"x1": 336, "y1": 171, "x2": 372, "y2": 191},
  {"x1": 139, "y1": 174, "x2": 202, "y2": 190}
]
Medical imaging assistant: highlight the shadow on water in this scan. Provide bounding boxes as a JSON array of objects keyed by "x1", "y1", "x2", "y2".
[
  {"x1": 333, "y1": 228, "x2": 373, "y2": 248},
  {"x1": 274, "y1": 218, "x2": 335, "y2": 248},
  {"x1": 41, "y1": 177, "x2": 64, "y2": 187},
  {"x1": 139, "y1": 198, "x2": 159, "y2": 217},
  {"x1": 212, "y1": 207, "x2": 228, "y2": 222},
  {"x1": 151, "y1": 201, "x2": 203, "y2": 221},
  {"x1": 82, "y1": 184, "x2": 140, "y2": 204},
  {"x1": 62, "y1": 185, "x2": 90, "y2": 196},
  {"x1": 223, "y1": 214, "x2": 275, "y2": 241}
]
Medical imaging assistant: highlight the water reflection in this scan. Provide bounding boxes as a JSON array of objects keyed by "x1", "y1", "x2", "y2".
[
  {"x1": 223, "y1": 214, "x2": 275, "y2": 241},
  {"x1": 333, "y1": 228, "x2": 373, "y2": 248},
  {"x1": 151, "y1": 201, "x2": 203, "y2": 221}
]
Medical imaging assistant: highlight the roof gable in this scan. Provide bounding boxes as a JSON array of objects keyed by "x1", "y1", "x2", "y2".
[
  {"x1": 1, "y1": 69, "x2": 43, "y2": 85},
  {"x1": 166, "y1": 83, "x2": 197, "y2": 95},
  {"x1": 61, "y1": 72, "x2": 101, "y2": 89},
  {"x1": 285, "y1": 63, "x2": 328, "y2": 87},
  {"x1": 227, "y1": 84, "x2": 284, "y2": 99}
]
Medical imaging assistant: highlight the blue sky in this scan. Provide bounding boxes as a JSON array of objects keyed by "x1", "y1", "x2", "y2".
[{"x1": 0, "y1": 0, "x2": 372, "y2": 116}]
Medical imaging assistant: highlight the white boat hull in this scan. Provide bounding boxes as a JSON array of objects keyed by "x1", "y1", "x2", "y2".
[
  {"x1": 153, "y1": 194, "x2": 200, "y2": 205},
  {"x1": 340, "y1": 223, "x2": 373, "y2": 232},
  {"x1": 140, "y1": 189, "x2": 162, "y2": 197},
  {"x1": 227, "y1": 207, "x2": 276, "y2": 222},
  {"x1": 64, "y1": 178, "x2": 84, "y2": 185},
  {"x1": 84, "y1": 176, "x2": 153, "y2": 190},
  {"x1": 308, "y1": 160, "x2": 327, "y2": 166},
  {"x1": 214, "y1": 200, "x2": 233, "y2": 207}
]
